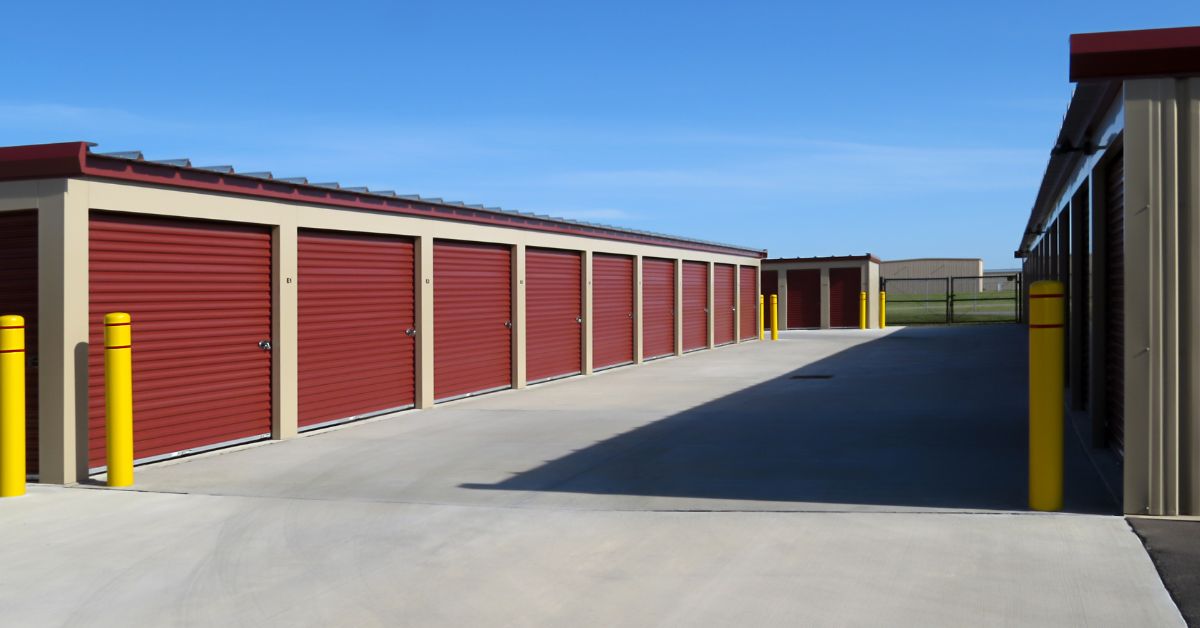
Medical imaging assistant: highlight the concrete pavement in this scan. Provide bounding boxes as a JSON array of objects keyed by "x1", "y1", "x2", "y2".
[{"x1": 0, "y1": 326, "x2": 1184, "y2": 626}]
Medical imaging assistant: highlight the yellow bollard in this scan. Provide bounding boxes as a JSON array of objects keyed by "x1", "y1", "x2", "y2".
[
  {"x1": 1028, "y1": 281, "x2": 1064, "y2": 511},
  {"x1": 769, "y1": 294, "x2": 779, "y2": 341},
  {"x1": 758, "y1": 294, "x2": 765, "y2": 341},
  {"x1": 105, "y1": 312, "x2": 134, "y2": 487},
  {"x1": 859, "y1": 292, "x2": 867, "y2": 330},
  {"x1": 880, "y1": 291, "x2": 887, "y2": 329},
  {"x1": 1, "y1": 315, "x2": 26, "y2": 498}
]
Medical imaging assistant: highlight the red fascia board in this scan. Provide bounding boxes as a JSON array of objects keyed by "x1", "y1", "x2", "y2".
[
  {"x1": 0, "y1": 142, "x2": 764, "y2": 258},
  {"x1": 1070, "y1": 26, "x2": 1200, "y2": 81},
  {"x1": 0, "y1": 142, "x2": 88, "y2": 181},
  {"x1": 763, "y1": 254, "x2": 880, "y2": 264}
]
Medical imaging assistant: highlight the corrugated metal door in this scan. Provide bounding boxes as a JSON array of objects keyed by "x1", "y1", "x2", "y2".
[
  {"x1": 88, "y1": 213, "x2": 272, "y2": 467},
  {"x1": 642, "y1": 257, "x2": 676, "y2": 359},
  {"x1": 592, "y1": 253, "x2": 634, "y2": 369},
  {"x1": 298, "y1": 230, "x2": 415, "y2": 429},
  {"x1": 526, "y1": 247, "x2": 582, "y2": 383},
  {"x1": 1105, "y1": 153, "x2": 1124, "y2": 453},
  {"x1": 761, "y1": 269, "x2": 779, "y2": 317},
  {"x1": 739, "y1": 266, "x2": 757, "y2": 340},
  {"x1": 829, "y1": 267, "x2": 861, "y2": 328},
  {"x1": 713, "y1": 264, "x2": 735, "y2": 345},
  {"x1": 0, "y1": 211, "x2": 38, "y2": 473},
  {"x1": 434, "y1": 241, "x2": 512, "y2": 401},
  {"x1": 682, "y1": 261, "x2": 709, "y2": 351},
  {"x1": 785, "y1": 269, "x2": 820, "y2": 328}
]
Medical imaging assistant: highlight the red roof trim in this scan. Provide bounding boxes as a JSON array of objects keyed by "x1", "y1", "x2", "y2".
[
  {"x1": 1070, "y1": 26, "x2": 1200, "y2": 81},
  {"x1": 0, "y1": 142, "x2": 764, "y2": 258},
  {"x1": 763, "y1": 254, "x2": 880, "y2": 265}
]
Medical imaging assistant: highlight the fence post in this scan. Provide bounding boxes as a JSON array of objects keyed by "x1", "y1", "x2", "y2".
[
  {"x1": 946, "y1": 277, "x2": 952, "y2": 323},
  {"x1": 880, "y1": 291, "x2": 887, "y2": 329},
  {"x1": 1, "y1": 315, "x2": 25, "y2": 498},
  {"x1": 105, "y1": 313, "x2": 134, "y2": 487},
  {"x1": 1028, "y1": 281, "x2": 1064, "y2": 511}
]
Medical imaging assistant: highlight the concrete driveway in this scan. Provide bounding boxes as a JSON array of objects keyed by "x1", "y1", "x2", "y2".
[{"x1": 0, "y1": 326, "x2": 1184, "y2": 626}]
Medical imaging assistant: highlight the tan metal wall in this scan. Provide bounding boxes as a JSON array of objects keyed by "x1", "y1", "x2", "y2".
[
  {"x1": 880, "y1": 258, "x2": 984, "y2": 279},
  {"x1": 1123, "y1": 77, "x2": 1200, "y2": 516},
  {"x1": 0, "y1": 177, "x2": 761, "y2": 484}
]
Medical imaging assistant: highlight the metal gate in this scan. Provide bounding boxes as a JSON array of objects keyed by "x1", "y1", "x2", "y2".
[{"x1": 881, "y1": 275, "x2": 1022, "y2": 325}]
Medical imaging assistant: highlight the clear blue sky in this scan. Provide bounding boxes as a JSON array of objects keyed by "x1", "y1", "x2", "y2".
[{"x1": 2, "y1": 2, "x2": 1195, "y2": 267}]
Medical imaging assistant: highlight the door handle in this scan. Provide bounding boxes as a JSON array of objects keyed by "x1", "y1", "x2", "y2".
[
  {"x1": 575, "y1": 316, "x2": 583, "y2": 324},
  {"x1": 405, "y1": 328, "x2": 417, "y2": 337},
  {"x1": 258, "y1": 340, "x2": 272, "y2": 351},
  {"x1": 504, "y1": 320, "x2": 513, "y2": 329}
]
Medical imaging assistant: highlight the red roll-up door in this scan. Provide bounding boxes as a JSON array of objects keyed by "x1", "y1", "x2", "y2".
[
  {"x1": 1105, "y1": 153, "x2": 1124, "y2": 454},
  {"x1": 642, "y1": 257, "x2": 676, "y2": 359},
  {"x1": 0, "y1": 211, "x2": 38, "y2": 473},
  {"x1": 593, "y1": 253, "x2": 634, "y2": 369},
  {"x1": 88, "y1": 213, "x2": 272, "y2": 467},
  {"x1": 786, "y1": 269, "x2": 820, "y2": 328},
  {"x1": 829, "y1": 267, "x2": 861, "y2": 328},
  {"x1": 434, "y1": 240, "x2": 512, "y2": 401},
  {"x1": 739, "y1": 266, "x2": 757, "y2": 340},
  {"x1": 682, "y1": 261, "x2": 709, "y2": 351},
  {"x1": 298, "y1": 230, "x2": 415, "y2": 429},
  {"x1": 713, "y1": 264, "x2": 735, "y2": 345},
  {"x1": 762, "y1": 269, "x2": 779, "y2": 322},
  {"x1": 526, "y1": 247, "x2": 582, "y2": 383}
]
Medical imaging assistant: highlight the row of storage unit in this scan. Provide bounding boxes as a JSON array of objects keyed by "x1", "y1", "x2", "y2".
[
  {"x1": 1016, "y1": 26, "x2": 1200, "y2": 516},
  {"x1": 0, "y1": 143, "x2": 764, "y2": 483},
  {"x1": 759, "y1": 256, "x2": 881, "y2": 329}
]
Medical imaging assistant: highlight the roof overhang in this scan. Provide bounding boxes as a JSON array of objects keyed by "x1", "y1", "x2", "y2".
[
  {"x1": 763, "y1": 254, "x2": 880, "y2": 265},
  {"x1": 0, "y1": 142, "x2": 766, "y2": 259},
  {"x1": 1071, "y1": 26, "x2": 1200, "y2": 82}
]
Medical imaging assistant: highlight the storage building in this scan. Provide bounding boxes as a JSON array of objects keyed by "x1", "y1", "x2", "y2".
[
  {"x1": 760, "y1": 255, "x2": 880, "y2": 329},
  {"x1": 1016, "y1": 26, "x2": 1200, "y2": 516},
  {"x1": 0, "y1": 142, "x2": 766, "y2": 484}
]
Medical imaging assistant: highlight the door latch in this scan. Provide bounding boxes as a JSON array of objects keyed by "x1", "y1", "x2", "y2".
[
  {"x1": 405, "y1": 327, "x2": 417, "y2": 337},
  {"x1": 258, "y1": 340, "x2": 272, "y2": 351},
  {"x1": 504, "y1": 320, "x2": 513, "y2": 329}
]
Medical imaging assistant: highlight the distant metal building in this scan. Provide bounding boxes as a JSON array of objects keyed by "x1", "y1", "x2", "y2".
[{"x1": 880, "y1": 258, "x2": 985, "y2": 295}]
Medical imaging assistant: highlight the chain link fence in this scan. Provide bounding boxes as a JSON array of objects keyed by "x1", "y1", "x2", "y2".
[{"x1": 882, "y1": 275, "x2": 1021, "y2": 324}]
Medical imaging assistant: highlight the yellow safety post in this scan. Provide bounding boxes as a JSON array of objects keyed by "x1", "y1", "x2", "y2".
[
  {"x1": 880, "y1": 291, "x2": 887, "y2": 329},
  {"x1": 1, "y1": 315, "x2": 26, "y2": 498},
  {"x1": 105, "y1": 312, "x2": 134, "y2": 487},
  {"x1": 758, "y1": 294, "x2": 765, "y2": 341},
  {"x1": 1028, "y1": 281, "x2": 1064, "y2": 511},
  {"x1": 859, "y1": 291, "x2": 867, "y2": 330},
  {"x1": 769, "y1": 294, "x2": 779, "y2": 341}
]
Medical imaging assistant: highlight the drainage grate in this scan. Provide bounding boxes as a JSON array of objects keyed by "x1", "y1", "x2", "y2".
[{"x1": 790, "y1": 374, "x2": 833, "y2": 380}]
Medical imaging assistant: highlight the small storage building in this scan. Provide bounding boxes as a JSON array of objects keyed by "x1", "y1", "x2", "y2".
[
  {"x1": 0, "y1": 142, "x2": 766, "y2": 484},
  {"x1": 760, "y1": 255, "x2": 880, "y2": 329},
  {"x1": 1015, "y1": 26, "x2": 1200, "y2": 516}
]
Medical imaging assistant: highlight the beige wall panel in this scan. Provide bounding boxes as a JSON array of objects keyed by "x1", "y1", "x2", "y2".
[
  {"x1": 272, "y1": 221, "x2": 298, "y2": 440},
  {"x1": 37, "y1": 179, "x2": 89, "y2": 484}
]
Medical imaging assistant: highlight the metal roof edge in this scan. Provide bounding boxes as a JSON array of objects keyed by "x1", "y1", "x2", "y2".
[{"x1": 0, "y1": 142, "x2": 764, "y2": 257}]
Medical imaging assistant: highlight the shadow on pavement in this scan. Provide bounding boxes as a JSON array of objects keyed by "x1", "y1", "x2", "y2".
[{"x1": 463, "y1": 325, "x2": 1119, "y2": 513}]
